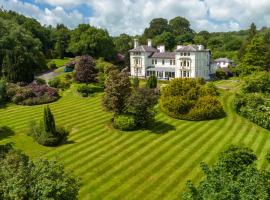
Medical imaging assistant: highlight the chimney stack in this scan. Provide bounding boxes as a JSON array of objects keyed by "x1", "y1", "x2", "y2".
[
  {"x1": 147, "y1": 39, "x2": 152, "y2": 47},
  {"x1": 177, "y1": 45, "x2": 183, "y2": 50},
  {"x1": 198, "y1": 45, "x2": 204, "y2": 50},
  {"x1": 134, "y1": 39, "x2": 139, "y2": 48},
  {"x1": 157, "y1": 45, "x2": 165, "y2": 53}
]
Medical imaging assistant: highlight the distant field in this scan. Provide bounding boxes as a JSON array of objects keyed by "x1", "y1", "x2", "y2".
[{"x1": 1, "y1": 81, "x2": 270, "y2": 200}]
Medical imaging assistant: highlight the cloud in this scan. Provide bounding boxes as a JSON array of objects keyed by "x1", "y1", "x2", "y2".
[
  {"x1": 0, "y1": 0, "x2": 84, "y2": 28},
  {"x1": 1, "y1": 0, "x2": 270, "y2": 35}
]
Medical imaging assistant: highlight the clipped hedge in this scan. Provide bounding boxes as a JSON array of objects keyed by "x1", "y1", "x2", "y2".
[
  {"x1": 113, "y1": 115, "x2": 136, "y2": 131},
  {"x1": 76, "y1": 84, "x2": 103, "y2": 97},
  {"x1": 160, "y1": 78, "x2": 225, "y2": 120}
]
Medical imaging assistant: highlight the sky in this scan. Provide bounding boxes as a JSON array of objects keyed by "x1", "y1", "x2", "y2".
[{"x1": 1, "y1": 0, "x2": 270, "y2": 36}]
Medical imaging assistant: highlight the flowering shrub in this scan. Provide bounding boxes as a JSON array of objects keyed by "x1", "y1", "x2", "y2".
[
  {"x1": 234, "y1": 93, "x2": 270, "y2": 130},
  {"x1": 6, "y1": 82, "x2": 59, "y2": 105}
]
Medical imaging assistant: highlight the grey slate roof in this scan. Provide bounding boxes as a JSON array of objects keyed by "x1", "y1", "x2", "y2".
[
  {"x1": 129, "y1": 45, "x2": 158, "y2": 52},
  {"x1": 214, "y1": 58, "x2": 233, "y2": 63},
  {"x1": 149, "y1": 52, "x2": 176, "y2": 59},
  {"x1": 175, "y1": 45, "x2": 209, "y2": 52}
]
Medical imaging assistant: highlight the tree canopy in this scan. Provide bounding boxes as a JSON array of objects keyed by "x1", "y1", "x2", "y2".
[
  {"x1": 183, "y1": 145, "x2": 270, "y2": 200},
  {"x1": 0, "y1": 145, "x2": 79, "y2": 199}
]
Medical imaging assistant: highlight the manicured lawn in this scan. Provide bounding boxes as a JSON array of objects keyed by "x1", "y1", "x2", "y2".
[
  {"x1": 47, "y1": 57, "x2": 72, "y2": 68},
  {"x1": 1, "y1": 81, "x2": 270, "y2": 199}
]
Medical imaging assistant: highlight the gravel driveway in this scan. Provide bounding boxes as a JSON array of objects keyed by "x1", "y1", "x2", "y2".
[{"x1": 37, "y1": 68, "x2": 64, "y2": 82}]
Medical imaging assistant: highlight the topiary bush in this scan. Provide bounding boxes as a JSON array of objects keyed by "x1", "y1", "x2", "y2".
[
  {"x1": 161, "y1": 78, "x2": 225, "y2": 120},
  {"x1": 113, "y1": 115, "x2": 136, "y2": 131},
  {"x1": 188, "y1": 96, "x2": 225, "y2": 120}
]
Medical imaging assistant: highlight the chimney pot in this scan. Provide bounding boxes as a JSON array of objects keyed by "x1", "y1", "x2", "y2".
[
  {"x1": 134, "y1": 39, "x2": 139, "y2": 48},
  {"x1": 157, "y1": 45, "x2": 165, "y2": 53},
  {"x1": 147, "y1": 39, "x2": 152, "y2": 47}
]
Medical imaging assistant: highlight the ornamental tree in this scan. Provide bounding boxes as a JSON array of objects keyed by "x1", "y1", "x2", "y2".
[
  {"x1": 103, "y1": 69, "x2": 131, "y2": 114},
  {"x1": 43, "y1": 105, "x2": 56, "y2": 135},
  {"x1": 75, "y1": 55, "x2": 97, "y2": 83},
  {"x1": 125, "y1": 87, "x2": 159, "y2": 127}
]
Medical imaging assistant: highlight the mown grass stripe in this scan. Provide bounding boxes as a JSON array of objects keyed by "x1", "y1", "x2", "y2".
[
  {"x1": 78, "y1": 121, "x2": 201, "y2": 196},
  {"x1": 153, "y1": 97, "x2": 238, "y2": 200},
  {"x1": 134, "y1": 116, "x2": 233, "y2": 200},
  {"x1": 93, "y1": 120, "x2": 217, "y2": 198}
]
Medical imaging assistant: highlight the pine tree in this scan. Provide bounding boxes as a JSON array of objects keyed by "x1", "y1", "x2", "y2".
[
  {"x1": 43, "y1": 105, "x2": 56, "y2": 135},
  {"x1": 133, "y1": 77, "x2": 139, "y2": 88},
  {"x1": 147, "y1": 75, "x2": 157, "y2": 89}
]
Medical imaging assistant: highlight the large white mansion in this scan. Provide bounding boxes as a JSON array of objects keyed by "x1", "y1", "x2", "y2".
[{"x1": 129, "y1": 39, "x2": 214, "y2": 80}]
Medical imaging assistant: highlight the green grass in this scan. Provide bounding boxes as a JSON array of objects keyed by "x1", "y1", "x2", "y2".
[
  {"x1": 1, "y1": 80, "x2": 270, "y2": 199},
  {"x1": 47, "y1": 57, "x2": 72, "y2": 68}
]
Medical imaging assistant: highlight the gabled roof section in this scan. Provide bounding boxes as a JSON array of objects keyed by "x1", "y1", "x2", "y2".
[
  {"x1": 129, "y1": 45, "x2": 158, "y2": 52},
  {"x1": 175, "y1": 45, "x2": 210, "y2": 52},
  {"x1": 149, "y1": 52, "x2": 176, "y2": 59}
]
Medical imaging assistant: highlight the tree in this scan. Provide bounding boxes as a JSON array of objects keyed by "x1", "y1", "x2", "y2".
[
  {"x1": 143, "y1": 18, "x2": 169, "y2": 38},
  {"x1": 169, "y1": 16, "x2": 192, "y2": 36},
  {"x1": 240, "y1": 36, "x2": 267, "y2": 70},
  {"x1": 54, "y1": 24, "x2": 70, "y2": 59},
  {"x1": 0, "y1": 19, "x2": 46, "y2": 83},
  {"x1": 146, "y1": 75, "x2": 157, "y2": 89},
  {"x1": 68, "y1": 24, "x2": 116, "y2": 60},
  {"x1": 125, "y1": 88, "x2": 159, "y2": 127},
  {"x1": 0, "y1": 148, "x2": 79, "y2": 199},
  {"x1": 29, "y1": 106, "x2": 69, "y2": 146},
  {"x1": 0, "y1": 79, "x2": 6, "y2": 104},
  {"x1": 113, "y1": 33, "x2": 132, "y2": 66},
  {"x1": 182, "y1": 145, "x2": 269, "y2": 200},
  {"x1": 247, "y1": 22, "x2": 257, "y2": 42},
  {"x1": 153, "y1": 32, "x2": 176, "y2": 50},
  {"x1": 133, "y1": 77, "x2": 139, "y2": 88},
  {"x1": 103, "y1": 70, "x2": 131, "y2": 114},
  {"x1": 239, "y1": 23, "x2": 257, "y2": 60},
  {"x1": 75, "y1": 55, "x2": 97, "y2": 83},
  {"x1": 43, "y1": 105, "x2": 56, "y2": 135}
]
